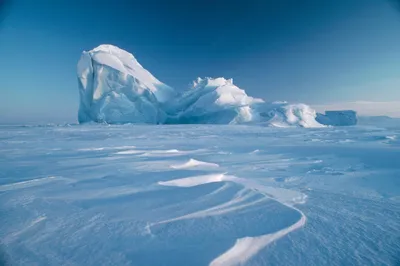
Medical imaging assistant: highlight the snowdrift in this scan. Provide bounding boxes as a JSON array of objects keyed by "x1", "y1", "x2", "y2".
[{"x1": 77, "y1": 45, "x2": 324, "y2": 127}]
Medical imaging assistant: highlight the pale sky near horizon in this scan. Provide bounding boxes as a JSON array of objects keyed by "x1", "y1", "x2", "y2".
[
  {"x1": 312, "y1": 101, "x2": 400, "y2": 118},
  {"x1": 1, "y1": 0, "x2": 399, "y2": 123}
]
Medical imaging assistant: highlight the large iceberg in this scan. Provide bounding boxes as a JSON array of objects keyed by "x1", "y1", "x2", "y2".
[
  {"x1": 77, "y1": 45, "x2": 175, "y2": 124},
  {"x1": 77, "y1": 44, "x2": 324, "y2": 127}
]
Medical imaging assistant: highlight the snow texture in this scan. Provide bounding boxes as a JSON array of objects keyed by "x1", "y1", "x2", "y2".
[
  {"x1": 1, "y1": 123, "x2": 399, "y2": 265},
  {"x1": 77, "y1": 45, "x2": 324, "y2": 127},
  {"x1": 316, "y1": 110, "x2": 358, "y2": 126}
]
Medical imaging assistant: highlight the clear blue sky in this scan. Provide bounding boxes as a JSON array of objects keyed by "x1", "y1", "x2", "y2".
[{"x1": 1, "y1": 0, "x2": 399, "y2": 123}]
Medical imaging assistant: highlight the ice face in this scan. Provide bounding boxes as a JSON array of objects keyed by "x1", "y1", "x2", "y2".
[
  {"x1": 316, "y1": 110, "x2": 358, "y2": 126},
  {"x1": 77, "y1": 44, "x2": 175, "y2": 124},
  {"x1": 169, "y1": 77, "x2": 264, "y2": 124},
  {"x1": 77, "y1": 44, "x2": 324, "y2": 127}
]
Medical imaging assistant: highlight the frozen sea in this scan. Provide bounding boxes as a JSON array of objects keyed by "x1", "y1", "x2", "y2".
[{"x1": 1, "y1": 124, "x2": 399, "y2": 266}]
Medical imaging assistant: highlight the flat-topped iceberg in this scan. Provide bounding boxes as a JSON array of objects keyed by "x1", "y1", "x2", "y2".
[
  {"x1": 316, "y1": 110, "x2": 357, "y2": 126},
  {"x1": 77, "y1": 44, "x2": 324, "y2": 127}
]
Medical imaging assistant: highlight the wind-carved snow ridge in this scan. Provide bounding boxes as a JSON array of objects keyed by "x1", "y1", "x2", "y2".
[
  {"x1": 0, "y1": 176, "x2": 58, "y2": 192},
  {"x1": 77, "y1": 44, "x2": 324, "y2": 127},
  {"x1": 170, "y1": 159, "x2": 220, "y2": 169},
  {"x1": 156, "y1": 173, "x2": 307, "y2": 266},
  {"x1": 210, "y1": 213, "x2": 306, "y2": 266}
]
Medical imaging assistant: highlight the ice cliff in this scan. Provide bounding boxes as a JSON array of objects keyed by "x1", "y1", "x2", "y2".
[
  {"x1": 316, "y1": 110, "x2": 357, "y2": 126},
  {"x1": 77, "y1": 44, "x2": 324, "y2": 127},
  {"x1": 77, "y1": 45, "x2": 175, "y2": 124}
]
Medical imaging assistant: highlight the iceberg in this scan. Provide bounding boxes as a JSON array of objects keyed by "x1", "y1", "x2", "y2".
[
  {"x1": 316, "y1": 110, "x2": 357, "y2": 126},
  {"x1": 167, "y1": 77, "x2": 264, "y2": 124},
  {"x1": 77, "y1": 45, "x2": 175, "y2": 124},
  {"x1": 77, "y1": 44, "x2": 324, "y2": 127}
]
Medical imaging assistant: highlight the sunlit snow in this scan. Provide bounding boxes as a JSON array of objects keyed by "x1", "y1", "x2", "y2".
[{"x1": 1, "y1": 123, "x2": 399, "y2": 265}]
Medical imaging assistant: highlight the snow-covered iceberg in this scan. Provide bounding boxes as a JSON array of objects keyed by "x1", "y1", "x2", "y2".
[
  {"x1": 316, "y1": 110, "x2": 357, "y2": 126},
  {"x1": 167, "y1": 77, "x2": 263, "y2": 124},
  {"x1": 77, "y1": 45, "x2": 175, "y2": 124},
  {"x1": 77, "y1": 44, "x2": 323, "y2": 127}
]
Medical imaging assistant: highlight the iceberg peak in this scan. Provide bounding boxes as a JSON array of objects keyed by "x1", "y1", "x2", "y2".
[{"x1": 191, "y1": 77, "x2": 233, "y2": 89}]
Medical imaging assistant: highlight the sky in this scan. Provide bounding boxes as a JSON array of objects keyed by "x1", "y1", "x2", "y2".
[{"x1": 1, "y1": 0, "x2": 400, "y2": 123}]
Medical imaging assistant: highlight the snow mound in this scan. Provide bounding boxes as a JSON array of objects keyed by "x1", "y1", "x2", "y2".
[
  {"x1": 77, "y1": 44, "x2": 323, "y2": 127},
  {"x1": 158, "y1": 174, "x2": 231, "y2": 187},
  {"x1": 168, "y1": 77, "x2": 264, "y2": 124},
  {"x1": 316, "y1": 110, "x2": 357, "y2": 126},
  {"x1": 255, "y1": 102, "x2": 323, "y2": 128},
  {"x1": 170, "y1": 159, "x2": 220, "y2": 169}
]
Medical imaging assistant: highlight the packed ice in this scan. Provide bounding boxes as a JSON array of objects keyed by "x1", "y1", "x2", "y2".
[
  {"x1": 1, "y1": 122, "x2": 399, "y2": 265},
  {"x1": 77, "y1": 45, "x2": 327, "y2": 127}
]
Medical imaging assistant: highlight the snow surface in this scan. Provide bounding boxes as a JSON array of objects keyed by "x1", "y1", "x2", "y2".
[
  {"x1": 1, "y1": 123, "x2": 399, "y2": 265},
  {"x1": 316, "y1": 110, "x2": 358, "y2": 126},
  {"x1": 170, "y1": 159, "x2": 220, "y2": 169},
  {"x1": 77, "y1": 45, "x2": 324, "y2": 127}
]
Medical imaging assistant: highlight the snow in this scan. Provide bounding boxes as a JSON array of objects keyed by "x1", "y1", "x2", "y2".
[
  {"x1": 159, "y1": 173, "x2": 230, "y2": 187},
  {"x1": 170, "y1": 159, "x2": 220, "y2": 169},
  {"x1": 77, "y1": 45, "x2": 323, "y2": 127},
  {"x1": 0, "y1": 176, "x2": 57, "y2": 192},
  {"x1": 158, "y1": 172, "x2": 307, "y2": 266},
  {"x1": 1, "y1": 123, "x2": 399, "y2": 265},
  {"x1": 210, "y1": 213, "x2": 306, "y2": 266},
  {"x1": 316, "y1": 110, "x2": 358, "y2": 126}
]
